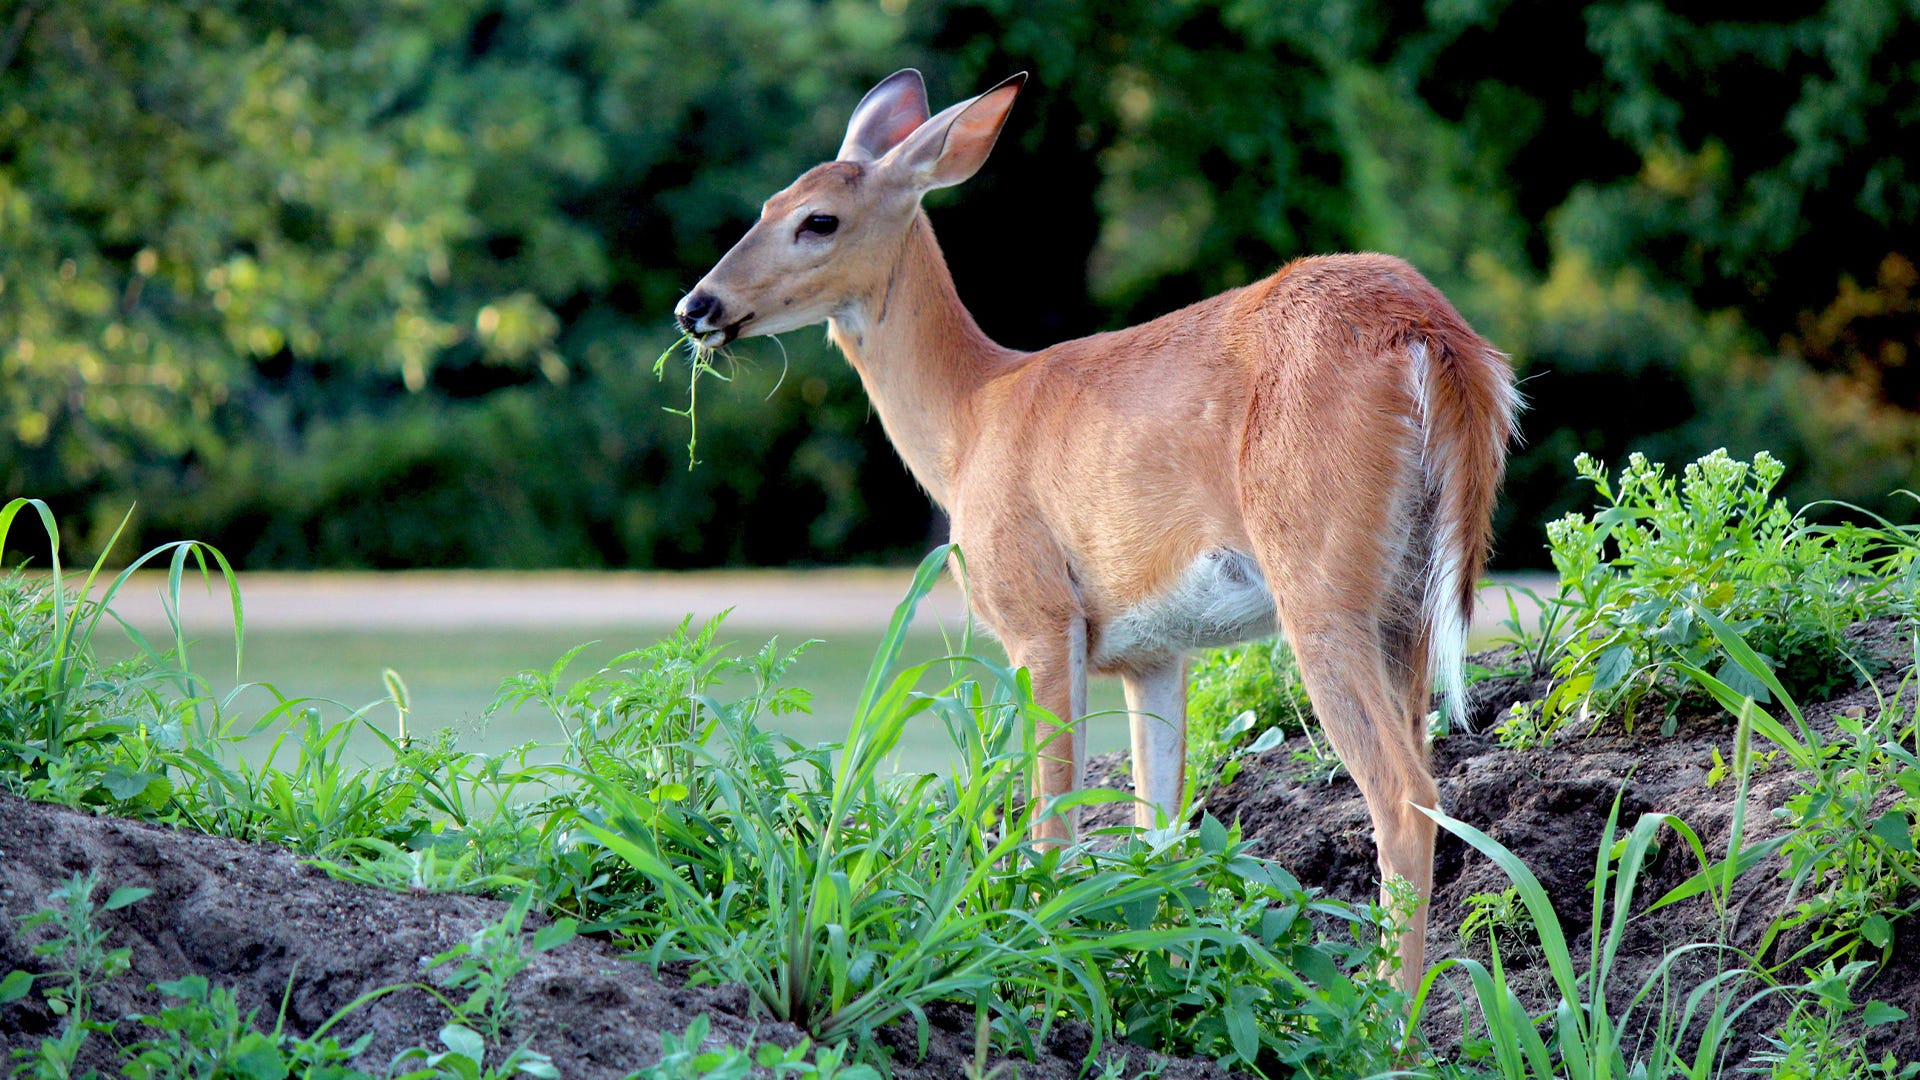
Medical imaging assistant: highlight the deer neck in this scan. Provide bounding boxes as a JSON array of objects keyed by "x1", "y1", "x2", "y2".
[{"x1": 828, "y1": 211, "x2": 1017, "y2": 508}]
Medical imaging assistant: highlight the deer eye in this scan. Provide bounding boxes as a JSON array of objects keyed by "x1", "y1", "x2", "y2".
[{"x1": 798, "y1": 213, "x2": 839, "y2": 237}]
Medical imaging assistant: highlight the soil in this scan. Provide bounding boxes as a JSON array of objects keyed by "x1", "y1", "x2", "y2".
[
  {"x1": 1088, "y1": 616, "x2": 1920, "y2": 1066},
  {"x1": 0, "y1": 795, "x2": 1227, "y2": 1079},
  {"x1": 2, "y1": 619, "x2": 1913, "y2": 1076}
]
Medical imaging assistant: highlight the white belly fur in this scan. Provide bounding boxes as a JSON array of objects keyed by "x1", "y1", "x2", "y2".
[{"x1": 1092, "y1": 549, "x2": 1278, "y2": 667}]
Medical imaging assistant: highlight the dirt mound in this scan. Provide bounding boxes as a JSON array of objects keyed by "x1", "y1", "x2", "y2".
[
  {"x1": 0, "y1": 795, "x2": 1226, "y2": 1079},
  {"x1": 1089, "y1": 620, "x2": 1920, "y2": 1063}
]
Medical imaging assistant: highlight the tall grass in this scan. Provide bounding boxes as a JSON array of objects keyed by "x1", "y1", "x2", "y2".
[
  {"x1": 1417, "y1": 798, "x2": 1783, "y2": 1079},
  {"x1": 0, "y1": 498, "x2": 242, "y2": 810}
]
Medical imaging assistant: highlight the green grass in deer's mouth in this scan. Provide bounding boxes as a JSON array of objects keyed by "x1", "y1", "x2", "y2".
[{"x1": 651, "y1": 330, "x2": 729, "y2": 470}]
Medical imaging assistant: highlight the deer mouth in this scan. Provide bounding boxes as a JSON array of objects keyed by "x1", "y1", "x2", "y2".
[{"x1": 697, "y1": 312, "x2": 754, "y2": 350}]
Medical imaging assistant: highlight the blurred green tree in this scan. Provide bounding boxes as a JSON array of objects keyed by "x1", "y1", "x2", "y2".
[{"x1": 2, "y1": 0, "x2": 1913, "y2": 568}]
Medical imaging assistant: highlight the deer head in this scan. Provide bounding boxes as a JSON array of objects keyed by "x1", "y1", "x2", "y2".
[{"x1": 674, "y1": 69, "x2": 1026, "y2": 349}]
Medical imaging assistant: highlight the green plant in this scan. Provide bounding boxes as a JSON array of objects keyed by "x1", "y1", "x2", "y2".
[
  {"x1": 1186, "y1": 638, "x2": 1316, "y2": 796},
  {"x1": 1424, "y1": 794, "x2": 1920, "y2": 1080},
  {"x1": 1493, "y1": 699, "x2": 1553, "y2": 751},
  {"x1": 485, "y1": 616, "x2": 821, "y2": 930},
  {"x1": 1457, "y1": 887, "x2": 1530, "y2": 957},
  {"x1": 573, "y1": 549, "x2": 1129, "y2": 1047},
  {"x1": 488, "y1": 612, "x2": 812, "y2": 803},
  {"x1": 652, "y1": 332, "x2": 728, "y2": 470},
  {"x1": 309, "y1": 838, "x2": 530, "y2": 895},
  {"x1": 1749, "y1": 961, "x2": 1916, "y2": 1080},
  {"x1": 1768, "y1": 689, "x2": 1920, "y2": 966},
  {"x1": 121, "y1": 974, "x2": 371, "y2": 1080},
  {"x1": 3, "y1": 873, "x2": 149, "y2": 1022},
  {"x1": 2, "y1": 872, "x2": 152, "y2": 1077},
  {"x1": 428, "y1": 892, "x2": 577, "y2": 1042},
  {"x1": 627, "y1": 1017, "x2": 756, "y2": 1080},
  {"x1": 1484, "y1": 581, "x2": 1574, "y2": 681},
  {"x1": 0, "y1": 499, "x2": 241, "y2": 816},
  {"x1": 1425, "y1": 646, "x2": 1914, "y2": 1080},
  {"x1": 1094, "y1": 819, "x2": 1410, "y2": 1075},
  {"x1": 0, "y1": 499, "x2": 571, "y2": 884},
  {"x1": 1417, "y1": 792, "x2": 1785, "y2": 1080},
  {"x1": 1543, "y1": 450, "x2": 1915, "y2": 735},
  {"x1": 0, "y1": 504, "x2": 1450, "y2": 1076},
  {"x1": 10, "y1": 902, "x2": 567, "y2": 1080},
  {"x1": 4, "y1": 877, "x2": 387, "y2": 1080},
  {"x1": 1678, "y1": 610, "x2": 1920, "y2": 969},
  {"x1": 120, "y1": 961, "x2": 575, "y2": 1080},
  {"x1": 543, "y1": 548, "x2": 1407, "y2": 1076},
  {"x1": 628, "y1": 1016, "x2": 880, "y2": 1080},
  {"x1": 389, "y1": 1023, "x2": 559, "y2": 1080}
]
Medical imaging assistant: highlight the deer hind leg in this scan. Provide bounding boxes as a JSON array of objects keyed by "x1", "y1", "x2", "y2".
[
  {"x1": 1280, "y1": 613, "x2": 1437, "y2": 991},
  {"x1": 1008, "y1": 614, "x2": 1089, "y2": 845},
  {"x1": 1242, "y1": 428, "x2": 1440, "y2": 989},
  {"x1": 1122, "y1": 659, "x2": 1187, "y2": 829}
]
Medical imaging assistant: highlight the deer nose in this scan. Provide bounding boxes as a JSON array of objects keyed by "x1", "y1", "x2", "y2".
[{"x1": 675, "y1": 291, "x2": 723, "y2": 332}]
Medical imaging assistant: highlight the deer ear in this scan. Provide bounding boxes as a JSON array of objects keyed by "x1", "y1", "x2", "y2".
[
  {"x1": 838, "y1": 70, "x2": 931, "y2": 162},
  {"x1": 885, "y1": 73, "x2": 1026, "y2": 190}
]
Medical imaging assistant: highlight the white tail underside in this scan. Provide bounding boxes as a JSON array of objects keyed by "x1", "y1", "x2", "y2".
[{"x1": 1410, "y1": 340, "x2": 1471, "y2": 731}]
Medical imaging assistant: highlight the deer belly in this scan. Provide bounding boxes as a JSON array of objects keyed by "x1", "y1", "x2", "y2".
[{"x1": 1093, "y1": 549, "x2": 1278, "y2": 666}]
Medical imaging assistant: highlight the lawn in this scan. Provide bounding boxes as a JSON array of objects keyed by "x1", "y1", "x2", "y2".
[{"x1": 91, "y1": 615, "x2": 1130, "y2": 773}]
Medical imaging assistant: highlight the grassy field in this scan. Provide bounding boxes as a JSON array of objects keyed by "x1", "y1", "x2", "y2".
[{"x1": 95, "y1": 614, "x2": 1132, "y2": 773}]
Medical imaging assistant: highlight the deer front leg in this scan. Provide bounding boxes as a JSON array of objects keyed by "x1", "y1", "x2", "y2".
[
  {"x1": 1008, "y1": 614, "x2": 1088, "y2": 845},
  {"x1": 1122, "y1": 659, "x2": 1187, "y2": 829}
]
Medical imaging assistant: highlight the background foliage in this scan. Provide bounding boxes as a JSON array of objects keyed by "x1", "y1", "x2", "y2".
[{"x1": 3, "y1": 0, "x2": 1916, "y2": 568}]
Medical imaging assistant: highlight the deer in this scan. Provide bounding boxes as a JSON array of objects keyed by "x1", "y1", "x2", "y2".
[{"x1": 674, "y1": 69, "x2": 1517, "y2": 989}]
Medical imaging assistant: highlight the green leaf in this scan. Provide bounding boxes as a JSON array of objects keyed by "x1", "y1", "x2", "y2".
[
  {"x1": 1705, "y1": 746, "x2": 1727, "y2": 788},
  {"x1": 1198, "y1": 814, "x2": 1229, "y2": 854},
  {"x1": 1245, "y1": 726, "x2": 1286, "y2": 754},
  {"x1": 0, "y1": 970, "x2": 33, "y2": 1004},
  {"x1": 1693, "y1": 606, "x2": 1802, "y2": 725},
  {"x1": 514, "y1": 1057, "x2": 560, "y2": 1079},
  {"x1": 1592, "y1": 644, "x2": 1633, "y2": 692},
  {"x1": 1258, "y1": 905, "x2": 1297, "y2": 945},
  {"x1": 1291, "y1": 943, "x2": 1341, "y2": 989},
  {"x1": 1223, "y1": 1001, "x2": 1261, "y2": 1064},
  {"x1": 1858, "y1": 910, "x2": 1889, "y2": 945},
  {"x1": 101, "y1": 766, "x2": 161, "y2": 802},
  {"x1": 104, "y1": 886, "x2": 154, "y2": 911},
  {"x1": 530, "y1": 918, "x2": 577, "y2": 953},
  {"x1": 1712, "y1": 656, "x2": 1771, "y2": 704},
  {"x1": 1419, "y1": 804, "x2": 1585, "y2": 1021},
  {"x1": 1647, "y1": 835, "x2": 1787, "y2": 913},
  {"x1": 1870, "y1": 811, "x2": 1916, "y2": 854},
  {"x1": 1862, "y1": 913, "x2": 1892, "y2": 949},
  {"x1": 1593, "y1": 507, "x2": 1640, "y2": 528},
  {"x1": 1864, "y1": 1000, "x2": 1909, "y2": 1027},
  {"x1": 1651, "y1": 605, "x2": 1695, "y2": 646},
  {"x1": 439, "y1": 1024, "x2": 486, "y2": 1064},
  {"x1": 232, "y1": 1036, "x2": 290, "y2": 1080}
]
